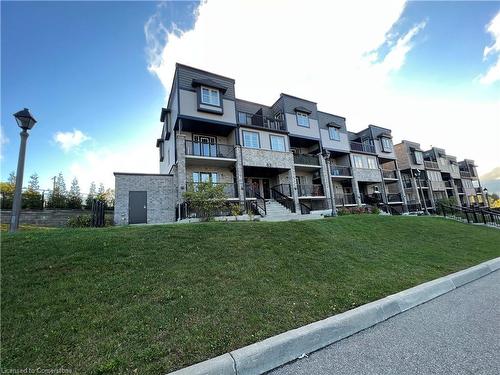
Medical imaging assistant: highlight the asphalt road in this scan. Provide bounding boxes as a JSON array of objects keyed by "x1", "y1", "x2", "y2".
[{"x1": 269, "y1": 270, "x2": 500, "y2": 375}]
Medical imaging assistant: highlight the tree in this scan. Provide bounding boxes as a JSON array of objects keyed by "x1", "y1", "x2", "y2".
[
  {"x1": 0, "y1": 172, "x2": 16, "y2": 209},
  {"x1": 47, "y1": 172, "x2": 67, "y2": 209},
  {"x1": 85, "y1": 181, "x2": 96, "y2": 209},
  {"x1": 67, "y1": 178, "x2": 83, "y2": 209},
  {"x1": 7, "y1": 171, "x2": 16, "y2": 187},
  {"x1": 183, "y1": 182, "x2": 227, "y2": 221},
  {"x1": 23, "y1": 173, "x2": 43, "y2": 209}
]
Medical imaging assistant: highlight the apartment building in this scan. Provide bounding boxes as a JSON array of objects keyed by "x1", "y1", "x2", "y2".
[
  {"x1": 114, "y1": 64, "x2": 483, "y2": 224},
  {"x1": 393, "y1": 142, "x2": 486, "y2": 213}
]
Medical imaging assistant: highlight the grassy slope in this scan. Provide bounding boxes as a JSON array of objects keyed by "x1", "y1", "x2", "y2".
[{"x1": 1, "y1": 216, "x2": 499, "y2": 374}]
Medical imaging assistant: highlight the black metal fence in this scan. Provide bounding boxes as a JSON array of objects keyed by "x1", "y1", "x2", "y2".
[{"x1": 439, "y1": 204, "x2": 500, "y2": 227}]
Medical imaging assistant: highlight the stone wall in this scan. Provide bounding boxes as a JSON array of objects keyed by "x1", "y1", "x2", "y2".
[
  {"x1": 0, "y1": 209, "x2": 112, "y2": 227},
  {"x1": 114, "y1": 173, "x2": 176, "y2": 225}
]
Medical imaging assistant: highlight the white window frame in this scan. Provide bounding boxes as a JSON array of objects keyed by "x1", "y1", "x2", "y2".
[
  {"x1": 353, "y1": 155, "x2": 364, "y2": 168},
  {"x1": 200, "y1": 86, "x2": 220, "y2": 106},
  {"x1": 296, "y1": 112, "x2": 310, "y2": 128},
  {"x1": 414, "y1": 151, "x2": 423, "y2": 164},
  {"x1": 242, "y1": 130, "x2": 260, "y2": 149},
  {"x1": 270, "y1": 135, "x2": 285, "y2": 151},
  {"x1": 328, "y1": 127, "x2": 340, "y2": 141},
  {"x1": 381, "y1": 137, "x2": 392, "y2": 152},
  {"x1": 366, "y1": 156, "x2": 378, "y2": 169}
]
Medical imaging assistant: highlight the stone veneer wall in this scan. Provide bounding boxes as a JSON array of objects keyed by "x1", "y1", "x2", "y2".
[
  {"x1": 114, "y1": 173, "x2": 176, "y2": 225},
  {"x1": 0, "y1": 209, "x2": 113, "y2": 227}
]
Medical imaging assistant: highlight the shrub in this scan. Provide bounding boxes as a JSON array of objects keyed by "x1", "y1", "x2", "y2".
[
  {"x1": 67, "y1": 214, "x2": 92, "y2": 228},
  {"x1": 183, "y1": 182, "x2": 227, "y2": 221},
  {"x1": 337, "y1": 207, "x2": 351, "y2": 216},
  {"x1": 231, "y1": 204, "x2": 243, "y2": 217},
  {"x1": 371, "y1": 206, "x2": 381, "y2": 215}
]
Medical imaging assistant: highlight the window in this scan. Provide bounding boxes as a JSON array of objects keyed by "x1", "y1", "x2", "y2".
[
  {"x1": 200, "y1": 86, "x2": 220, "y2": 106},
  {"x1": 192, "y1": 172, "x2": 217, "y2": 184},
  {"x1": 414, "y1": 151, "x2": 423, "y2": 164},
  {"x1": 353, "y1": 155, "x2": 364, "y2": 168},
  {"x1": 366, "y1": 156, "x2": 378, "y2": 169},
  {"x1": 296, "y1": 112, "x2": 310, "y2": 127},
  {"x1": 159, "y1": 141, "x2": 164, "y2": 162},
  {"x1": 238, "y1": 112, "x2": 251, "y2": 125},
  {"x1": 428, "y1": 170, "x2": 441, "y2": 181},
  {"x1": 381, "y1": 137, "x2": 392, "y2": 152},
  {"x1": 270, "y1": 135, "x2": 285, "y2": 151},
  {"x1": 328, "y1": 127, "x2": 340, "y2": 141},
  {"x1": 243, "y1": 130, "x2": 260, "y2": 149}
]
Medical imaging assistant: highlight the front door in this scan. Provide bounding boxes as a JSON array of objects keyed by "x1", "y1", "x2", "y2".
[
  {"x1": 262, "y1": 179, "x2": 270, "y2": 199},
  {"x1": 129, "y1": 191, "x2": 147, "y2": 224}
]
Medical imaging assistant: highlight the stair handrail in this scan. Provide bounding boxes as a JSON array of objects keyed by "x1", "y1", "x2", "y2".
[{"x1": 270, "y1": 186, "x2": 295, "y2": 213}]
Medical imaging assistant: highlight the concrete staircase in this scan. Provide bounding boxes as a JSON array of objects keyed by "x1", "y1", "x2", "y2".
[{"x1": 260, "y1": 199, "x2": 326, "y2": 222}]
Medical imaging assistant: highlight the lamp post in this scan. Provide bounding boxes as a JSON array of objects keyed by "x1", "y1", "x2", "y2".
[
  {"x1": 9, "y1": 108, "x2": 37, "y2": 233},
  {"x1": 483, "y1": 187, "x2": 489, "y2": 208}
]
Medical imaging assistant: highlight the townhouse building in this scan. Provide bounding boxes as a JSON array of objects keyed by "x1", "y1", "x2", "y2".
[{"x1": 114, "y1": 64, "x2": 483, "y2": 224}]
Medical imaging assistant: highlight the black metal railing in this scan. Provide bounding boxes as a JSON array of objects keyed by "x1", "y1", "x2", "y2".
[
  {"x1": 403, "y1": 180, "x2": 413, "y2": 189},
  {"x1": 297, "y1": 184, "x2": 324, "y2": 197},
  {"x1": 334, "y1": 193, "x2": 356, "y2": 205},
  {"x1": 187, "y1": 182, "x2": 238, "y2": 198},
  {"x1": 460, "y1": 171, "x2": 471, "y2": 178},
  {"x1": 387, "y1": 193, "x2": 403, "y2": 202},
  {"x1": 457, "y1": 186, "x2": 464, "y2": 193},
  {"x1": 424, "y1": 161, "x2": 439, "y2": 169},
  {"x1": 185, "y1": 140, "x2": 236, "y2": 159},
  {"x1": 350, "y1": 141, "x2": 376, "y2": 153},
  {"x1": 331, "y1": 165, "x2": 351, "y2": 177},
  {"x1": 444, "y1": 180, "x2": 453, "y2": 188},
  {"x1": 177, "y1": 201, "x2": 241, "y2": 220},
  {"x1": 299, "y1": 201, "x2": 311, "y2": 215},
  {"x1": 439, "y1": 204, "x2": 500, "y2": 227},
  {"x1": 237, "y1": 111, "x2": 286, "y2": 131},
  {"x1": 293, "y1": 154, "x2": 320, "y2": 166},
  {"x1": 252, "y1": 191, "x2": 266, "y2": 216},
  {"x1": 271, "y1": 185, "x2": 295, "y2": 213},
  {"x1": 418, "y1": 179, "x2": 429, "y2": 187},
  {"x1": 382, "y1": 170, "x2": 397, "y2": 179}
]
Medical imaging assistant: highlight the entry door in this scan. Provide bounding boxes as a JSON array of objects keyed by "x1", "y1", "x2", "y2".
[
  {"x1": 129, "y1": 191, "x2": 147, "y2": 224},
  {"x1": 193, "y1": 135, "x2": 216, "y2": 157},
  {"x1": 262, "y1": 179, "x2": 271, "y2": 199}
]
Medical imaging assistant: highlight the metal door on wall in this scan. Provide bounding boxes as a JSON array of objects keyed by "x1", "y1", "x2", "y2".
[{"x1": 129, "y1": 191, "x2": 147, "y2": 224}]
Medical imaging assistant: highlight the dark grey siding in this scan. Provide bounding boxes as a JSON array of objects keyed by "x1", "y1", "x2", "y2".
[
  {"x1": 235, "y1": 99, "x2": 275, "y2": 117},
  {"x1": 317, "y1": 111, "x2": 347, "y2": 131},
  {"x1": 176, "y1": 65, "x2": 236, "y2": 100},
  {"x1": 281, "y1": 94, "x2": 318, "y2": 119}
]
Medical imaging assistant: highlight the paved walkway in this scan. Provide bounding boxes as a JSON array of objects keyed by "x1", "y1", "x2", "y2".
[{"x1": 269, "y1": 270, "x2": 500, "y2": 375}]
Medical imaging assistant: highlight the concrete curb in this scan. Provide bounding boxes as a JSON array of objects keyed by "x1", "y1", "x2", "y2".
[{"x1": 167, "y1": 257, "x2": 500, "y2": 375}]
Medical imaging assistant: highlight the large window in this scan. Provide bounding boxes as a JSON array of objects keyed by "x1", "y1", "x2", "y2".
[
  {"x1": 414, "y1": 151, "x2": 423, "y2": 164},
  {"x1": 201, "y1": 86, "x2": 220, "y2": 106},
  {"x1": 270, "y1": 135, "x2": 285, "y2": 151},
  {"x1": 328, "y1": 127, "x2": 340, "y2": 141},
  {"x1": 296, "y1": 112, "x2": 310, "y2": 127},
  {"x1": 381, "y1": 137, "x2": 392, "y2": 152},
  {"x1": 192, "y1": 172, "x2": 217, "y2": 183},
  {"x1": 353, "y1": 154, "x2": 378, "y2": 169},
  {"x1": 427, "y1": 170, "x2": 442, "y2": 181},
  {"x1": 243, "y1": 130, "x2": 260, "y2": 149}
]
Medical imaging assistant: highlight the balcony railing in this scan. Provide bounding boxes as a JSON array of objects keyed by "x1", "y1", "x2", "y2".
[
  {"x1": 387, "y1": 193, "x2": 403, "y2": 202},
  {"x1": 185, "y1": 140, "x2": 236, "y2": 159},
  {"x1": 272, "y1": 183, "x2": 292, "y2": 197},
  {"x1": 294, "y1": 154, "x2": 320, "y2": 166},
  {"x1": 187, "y1": 182, "x2": 238, "y2": 198},
  {"x1": 416, "y1": 179, "x2": 429, "y2": 187},
  {"x1": 444, "y1": 180, "x2": 453, "y2": 188},
  {"x1": 382, "y1": 169, "x2": 397, "y2": 179},
  {"x1": 457, "y1": 186, "x2": 464, "y2": 194},
  {"x1": 403, "y1": 180, "x2": 413, "y2": 189},
  {"x1": 331, "y1": 165, "x2": 351, "y2": 177},
  {"x1": 424, "y1": 161, "x2": 439, "y2": 170},
  {"x1": 334, "y1": 193, "x2": 356, "y2": 205},
  {"x1": 237, "y1": 111, "x2": 286, "y2": 131},
  {"x1": 460, "y1": 171, "x2": 471, "y2": 178},
  {"x1": 350, "y1": 141, "x2": 376, "y2": 153},
  {"x1": 297, "y1": 184, "x2": 324, "y2": 197}
]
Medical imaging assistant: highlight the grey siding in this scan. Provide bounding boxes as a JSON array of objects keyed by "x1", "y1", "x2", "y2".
[
  {"x1": 281, "y1": 94, "x2": 318, "y2": 119},
  {"x1": 176, "y1": 64, "x2": 235, "y2": 100}
]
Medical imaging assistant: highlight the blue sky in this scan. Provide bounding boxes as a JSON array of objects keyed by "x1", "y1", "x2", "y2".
[{"x1": 1, "y1": 1, "x2": 499, "y2": 192}]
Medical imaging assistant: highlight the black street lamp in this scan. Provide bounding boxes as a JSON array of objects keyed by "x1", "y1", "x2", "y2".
[
  {"x1": 483, "y1": 187, "x2": 489, "y2": 208},
  {"x1": 9, "y1": 108, "x2": 37, "y2": 233}
]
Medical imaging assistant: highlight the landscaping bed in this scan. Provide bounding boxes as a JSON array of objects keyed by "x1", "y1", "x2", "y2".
[{"x1": 1, "y1": 216, "x2": 499, "y2": 374}]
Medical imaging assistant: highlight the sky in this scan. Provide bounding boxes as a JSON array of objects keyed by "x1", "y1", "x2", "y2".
[{"x1": 1, "y1": 0, "x2": 499, "y2": 193}]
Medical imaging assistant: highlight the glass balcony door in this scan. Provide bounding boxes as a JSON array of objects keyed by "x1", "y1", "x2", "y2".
[{"x1": 193, "y1": 135, "x2": 216, "y2": 157}]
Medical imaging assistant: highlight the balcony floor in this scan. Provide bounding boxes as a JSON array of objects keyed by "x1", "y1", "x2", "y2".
[{"x1": 185, "y1": 155, "x2": 236, "y2": 167}]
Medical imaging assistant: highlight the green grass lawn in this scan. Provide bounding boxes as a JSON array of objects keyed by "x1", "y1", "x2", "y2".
[{"x1": 1, "y1": 216, "x2": 499, "y2": 374}]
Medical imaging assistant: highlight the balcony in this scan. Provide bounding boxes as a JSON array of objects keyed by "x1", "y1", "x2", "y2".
[
  {"x1": 418, "y1": 179, "x2": 429, "y2": 187},
  {"x1": 294, "y1": 154, "x2": 320, "y2": 166},
  {"x1": 403, "y1": 180, "x2": 413, "y2": 189},
  {"x1": 237, "y1": 111, "x2": 286, "y2": 131},
  {"x1": 460, "y1": 171, "x2": 471, "y2": 178},
  {"x1": 424, "y1": 161, "x2": 439, "y2": 170},
  {"x1": 444, "y1": 180, "x2": 453, "y2": 189},
  {"x1": 382, "y1": 169, "x2": 398, "y2": 179},
  {"x1": 334, "y1": 193, "x2": 356, "y2": 205},
  {"x1": 331, "y1": 165, "x2": 351, "y2": 177},
  {"x1": 457, "y1": 186, "x2": 464, "y2": 194},
  {"x1": 185, "y1": 140, "x2": 236, "y2": 159},
  {"x1": 387, "y1": 193, "x2": 403, "y2": 203},
  {"x1": 297, "y1": 184, "x2": 324, "y2": 197},
  {"x1": 350, "y1": 141, "x2": 376, "y2": 154},
  {"x1": 187, "y1": 182, "x2": 238, "y2": 198}
]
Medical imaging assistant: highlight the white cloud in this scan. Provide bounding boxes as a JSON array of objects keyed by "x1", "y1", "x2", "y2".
[
  {"x1": 144, "y1": 0, "x2": 499, "y2": 176},
  {"x1": 53, "y1": 129, "x2": 90, "y2": 152},
  {"x1": 479, "y1": 11, "x2": 500, "y2": 85}
]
